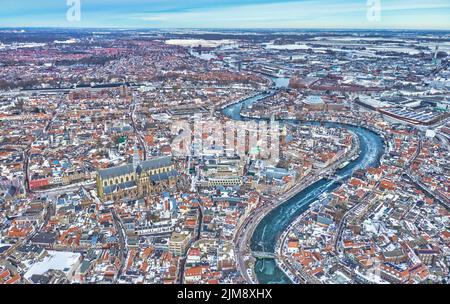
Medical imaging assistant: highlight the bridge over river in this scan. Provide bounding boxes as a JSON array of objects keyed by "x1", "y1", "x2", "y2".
[{"x1": 252, "y1": 251, "x2": 277, "y2": 259}]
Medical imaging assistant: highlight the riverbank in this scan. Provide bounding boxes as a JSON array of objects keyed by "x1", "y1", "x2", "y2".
[
  {"x1": 220, "y1": 76, "x2": 385, "y2": 284},
  {"x1": 274, "y1": 132, "x2": 361, "y2": 283},
  {"x1": 234, "y1": 127, "x2": 361, "y2": 283},
  {"x1": 251, "y1": 122, "x2": 384, "y2": 284}
]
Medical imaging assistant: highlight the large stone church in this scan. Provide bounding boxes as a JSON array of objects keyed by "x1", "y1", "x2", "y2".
[{"x1": 97, "y1": 148, "x2": 178, "y2": 201}]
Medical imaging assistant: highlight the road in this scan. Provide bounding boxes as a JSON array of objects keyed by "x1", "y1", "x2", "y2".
[
  {"x1": 436, "y1": 131, "x2": 450, "y2": 151},
  {"x1": 333, "y1": 180, "x2": 380, "y2": 253},
  {"x1": 333, "y1": 137, "x2": 423, "y2": 253},
  {"x1": 404, "y1": 137, "x2": 449, "y2": 209},
  {"x1": 111, "y1": 208, "x2": 128, "y2": 283},
  {"x1": 24, "y1": 100, "x2": 63, "y2": 194},
  {"x1": 178, "y1": 199, "x2": 204, "y2": 284},
  {"x1": 33, "y1": 181, "x2": 96, "y2": 197},
  {"x1": 130, "y1": 93, "x2": 147, "y2": 161},
  {"x1": 405, "y1": 171, "x2": 450, "y2": 209}
]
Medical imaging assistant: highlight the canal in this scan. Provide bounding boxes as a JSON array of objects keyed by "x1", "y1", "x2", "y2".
[{"x1": 222, "y1": 77, "x2": 385, "y2": 284}]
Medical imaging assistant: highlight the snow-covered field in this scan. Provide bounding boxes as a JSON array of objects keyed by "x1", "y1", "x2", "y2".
[
  {"x1": 265, "y1": 43, "x2": 310, "y2": 50},
  {"x1": 165, "y1": 39, "x2": 235, "y2": 47}
]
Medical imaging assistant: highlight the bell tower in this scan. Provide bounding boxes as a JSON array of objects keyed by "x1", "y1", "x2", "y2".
[{"x1": 133, "y1": 143, "x2": 140, "y2": 170}]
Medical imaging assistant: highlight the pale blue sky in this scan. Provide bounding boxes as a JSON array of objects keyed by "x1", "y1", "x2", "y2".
[{"x1": 0, "y1": 0, "x2": 449, "y2": 29}]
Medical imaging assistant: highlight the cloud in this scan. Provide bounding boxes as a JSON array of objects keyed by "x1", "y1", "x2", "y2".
[
  {"x1": 0, "y1": 0, "x2": 449, "y2": 29},
  {"x1": 131, "y1": 15, "x2": 169, "y2": 22}
]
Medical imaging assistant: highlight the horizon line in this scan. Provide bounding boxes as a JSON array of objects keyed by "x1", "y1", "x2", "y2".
[{"x1": 1, "y1": 26, "x2": 450, "y2": 32}]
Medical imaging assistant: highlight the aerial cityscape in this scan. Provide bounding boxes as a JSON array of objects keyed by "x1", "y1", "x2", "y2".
[{"x1": 0, "y1": 1, "x2": 449, "y2": 286}]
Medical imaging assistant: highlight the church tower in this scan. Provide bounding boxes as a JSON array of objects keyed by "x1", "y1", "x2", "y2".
[{"x1": 133, "y1": 144, "x2": 140, "y2": 170}]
